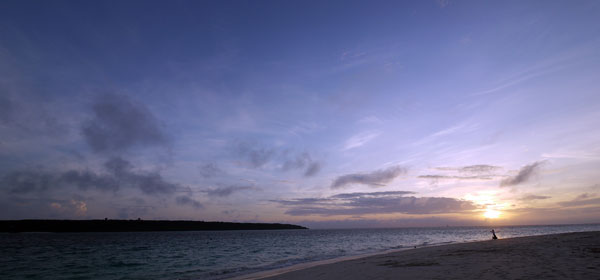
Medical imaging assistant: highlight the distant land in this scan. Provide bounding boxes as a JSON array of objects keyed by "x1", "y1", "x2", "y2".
[{"x1": 0, "y1": 219, "x2": 308, "y2": 232}]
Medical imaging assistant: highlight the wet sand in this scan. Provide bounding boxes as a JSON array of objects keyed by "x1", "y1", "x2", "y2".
[{"x1": 237, "y1": 231, "x2": 600, "y2": 280}]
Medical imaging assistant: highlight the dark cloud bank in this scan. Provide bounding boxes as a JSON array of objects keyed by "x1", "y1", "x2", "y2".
[
  {"x1": 1, "y1": 157, "x2": 179, "y2": 195},
  {"x1": 272, "y1": 191, "x2": 477, "y2": 216},
  {"x1": 1, "y1": 157, "x2": 206, "y2": 212},
  {"x1": 331, "y1": 165, "x2": 406, "y2": 189}
]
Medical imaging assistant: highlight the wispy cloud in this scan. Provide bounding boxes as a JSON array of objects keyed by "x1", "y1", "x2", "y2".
[
  {"x1": 500, "y1": 161, "x2": 545, "y2": 187},
  {"x1": 412, "y1": 123, "x2": 478, "y2": 146},
  {"x1": 331, "y1": 165, "x2": 406, "y2": 189},
  {"x1": 343, "y1": 131, "x2": 380, "y2": 150},
  {"x1": 357, "y1": 115, "x2": 383, "y2": 124},
  {"x1": 559, "y1": 197, "x2": 600, "y2": 207},
  {"x1": 457, "y1": 165, "x2": 503, "y2": 174},
  {"x1": 420, "y1": 164, "x2": 503, "y2": 182},
  {"x1": 203, "y1": 184, "x2": 258, "y2": 197},
  {"x1": 330, "y1": 191, "x2": 415, "y2": 199},
  {"x1": 418, "y1": 174, "x2": 494, "y2": 180},
  {"x1": 519, "y1": 194, "x2": 551, "y2": 201},
  {"x1": 558, "y1": 193, "x2": 600, "y2": 207},
  {"x1": 470, "y1": 45, "x2": 593, "y2": 97},
  {"x1": 272, "y1": 191, "x2": 476, "y2": 216}
]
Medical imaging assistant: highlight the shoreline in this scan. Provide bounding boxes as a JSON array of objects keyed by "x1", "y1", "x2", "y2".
[
  {"x1": 230, "y1": 231, "x2": 600, "y2": 280},
  {"x1": 229, "y1": 240, "x2": 463, "y2": 280}
]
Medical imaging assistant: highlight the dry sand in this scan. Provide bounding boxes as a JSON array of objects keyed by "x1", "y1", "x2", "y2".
[{"x1": 236, "y1": 231, "x2": 600, "y2": 280}]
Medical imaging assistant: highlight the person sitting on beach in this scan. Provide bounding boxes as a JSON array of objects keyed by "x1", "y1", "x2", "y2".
[{"x1": 491, "y1": 229, "x2": 498, "y2": 240}]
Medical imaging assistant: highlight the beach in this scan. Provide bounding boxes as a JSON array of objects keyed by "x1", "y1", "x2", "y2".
[{"x1": 242, "y1": 231, "x2": 600, "y2": 280}]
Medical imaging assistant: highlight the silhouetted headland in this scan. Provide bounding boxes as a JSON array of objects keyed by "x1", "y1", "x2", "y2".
[{"x1": 0, "y1": 219, "x2": 308, "y2": 232}]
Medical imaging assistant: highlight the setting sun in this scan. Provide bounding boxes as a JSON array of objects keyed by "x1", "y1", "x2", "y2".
[{"x1": 483, "y1": 209, "x2": 501, "y2": 219}]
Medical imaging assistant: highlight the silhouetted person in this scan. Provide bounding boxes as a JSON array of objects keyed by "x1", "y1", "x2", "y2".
[{"x1": 491, "y1": 229, "x2": 498, "y2": 240}]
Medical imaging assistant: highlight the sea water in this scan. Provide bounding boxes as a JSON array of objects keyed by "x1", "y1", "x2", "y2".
[{"x1": 1, "y1": 224, "x2": 599, "y2": 280}]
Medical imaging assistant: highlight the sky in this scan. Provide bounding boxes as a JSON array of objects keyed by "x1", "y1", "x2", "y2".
[{"x1": 1, "y1": 0, "x2": 600, "y2": 228}]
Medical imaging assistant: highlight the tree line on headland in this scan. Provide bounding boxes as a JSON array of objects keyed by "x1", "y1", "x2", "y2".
[{"x1": 0, "y1": 219, "x2": 308, "y2": 232}]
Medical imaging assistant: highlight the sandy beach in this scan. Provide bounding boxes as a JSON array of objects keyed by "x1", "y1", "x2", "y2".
[{"x1": 238, "y1": 231, "x2": 600, "y2": 280}]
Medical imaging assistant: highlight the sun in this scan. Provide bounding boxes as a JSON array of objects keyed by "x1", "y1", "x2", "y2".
[{"x1": 483, "y1": 209, "x2": 501, "y2": 219}]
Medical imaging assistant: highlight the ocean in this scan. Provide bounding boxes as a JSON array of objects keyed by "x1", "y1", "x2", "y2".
[{"x1": 1, "y1": 224, "x2": 599, "y2": 280}]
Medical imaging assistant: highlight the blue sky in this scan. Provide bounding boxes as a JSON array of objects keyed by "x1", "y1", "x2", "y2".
[{"x1": 1, "y1": 0, "x2": 600, "y2": 228}]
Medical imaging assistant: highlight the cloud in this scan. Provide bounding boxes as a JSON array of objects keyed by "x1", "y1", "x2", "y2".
[
  {"x1": 458, "y1": 165, "x2": 502, "y2": 174},
  {"x1": 60, "y1": 170, "x2": 120, "y2": 192},
  {"x1": 421, "y1": 164, "x2": 504, "y2": 183},
  {"x1": 235, "y1": 142, "x2": 322, "y2": 176},
  {"x1": 282, "y1": 152, "x2": 321, "y2": 177},
  {"x1": 575, "y1": 193, "x2": 592, "y2": 200},
  {"x1": 204, "y1": 184, "x2": 257, "y2": 197},
  {"x1": 48, "y1": 199, "x2": 88, "y2": 216},
  {"x1": 330, "y1": 191, "x2": 415, "y2": 199},
  {"x1": 500, "y1": 161, "x2": 545, "y2": 187},
  {"x1": 2, "y1": 170, "x2": 55, "y2": 194},
  {"x1": 559, "y1": 197, "x2": 600, "y2": 207},
  {"x1": 299, "y1": 216, "x2": 480, "y2": 229},
  {"x1": 199, "y1": 163, "x2": 223, "y2": 178},
  {"x1": 104, "y1": 157, "x2": 178, "y2": 195},
  {"x1": 1, "y1": 157, "x2": 178, "y2": 196},
  {"x1": 175, "y1": 195, "x2": 203, "y2": 209},
  {"x1": 0, "y1": 93, "x2": 66, "y2": 135},
  {"x1": 418, "y1": 174, "x2": 493, "y2": 180},
  {"x1": 519, "y1": 194, "x2": 551, "y2": 201},
  {"x1": 331, "y1": 165, "x2": 406, "y2": 189},
  {"x1": 235, "y1": 142, "x2": 276, "y2": 168},
  {"x1": 343, "y1": 131, "x2": 380, "y2": 150},
  {"x1": 558, "y1": 193, "x2": 600, "y2": 207},
  {"x1": 304, "y1": 162, "x2": 321, "y2": 177},
  {"x1": 433, "y1": 164, "x2": 502, "y2": 174},
  {"x1": 81, "y1": 94, "x2": 168, "y2": 153},
  {"x1": 272, "y1": 191, "x2": 476, "y2": 216}
]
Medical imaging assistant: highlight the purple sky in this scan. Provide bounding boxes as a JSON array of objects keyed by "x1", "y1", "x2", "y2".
[{"x1": 1, "y1": 0, "x2": 600, "y2": 228}]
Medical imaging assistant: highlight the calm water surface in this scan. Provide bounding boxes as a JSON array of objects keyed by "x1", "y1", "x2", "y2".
[{"x1": 1, "y1": 224, "x2": 599, "y2": 280}]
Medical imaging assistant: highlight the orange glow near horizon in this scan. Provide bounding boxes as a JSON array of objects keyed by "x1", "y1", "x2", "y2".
[{"x1": 483, "y1": 209, "x2": 501, "y2": 219}]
